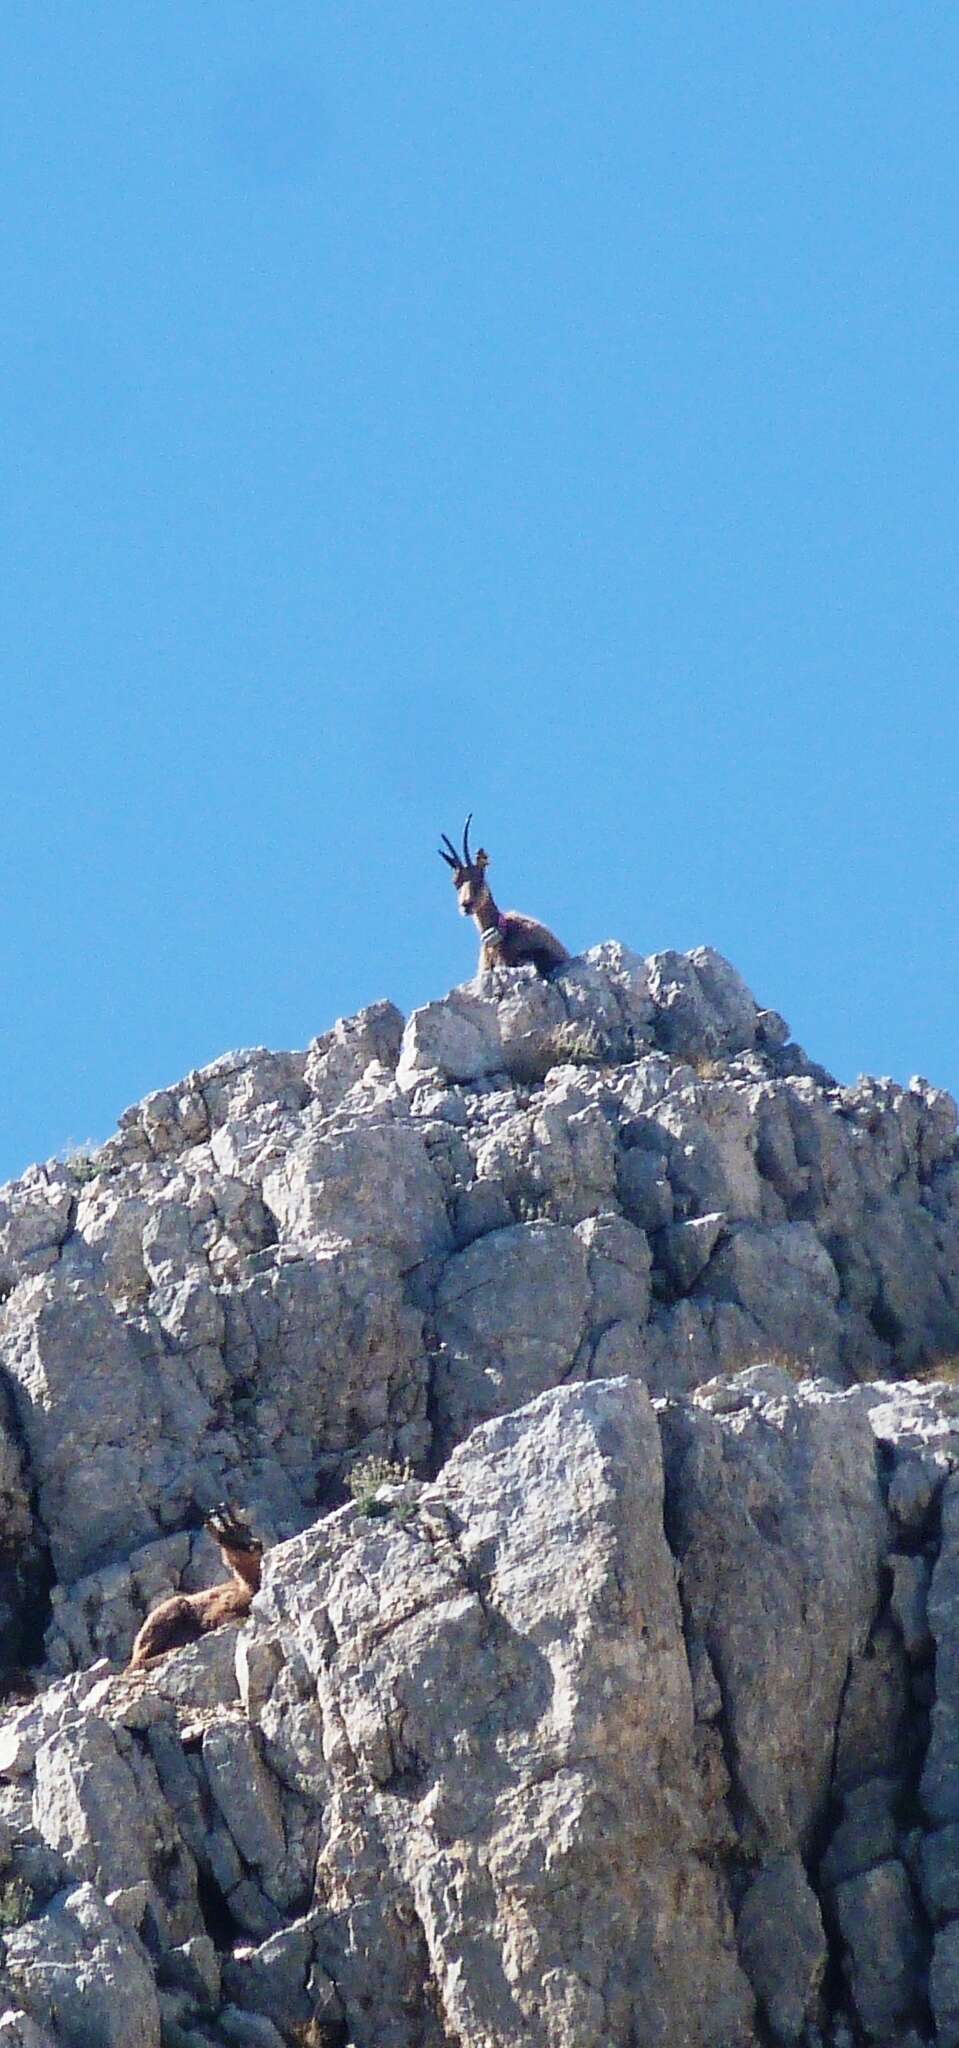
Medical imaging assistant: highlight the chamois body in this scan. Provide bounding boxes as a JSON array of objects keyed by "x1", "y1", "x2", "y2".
[
  {"x1": 439, "y1": 817, "x2": 569, "y2": 977},
  {"x1": 475, "y1": 906, "x2": 569, "y2": 976},
  {"x1": 127, "y1": 1507, "x2": 263, "y2": 1671}
]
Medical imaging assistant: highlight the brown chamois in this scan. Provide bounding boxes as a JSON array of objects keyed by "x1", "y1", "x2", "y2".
[
  {"x1": 439, "y1": 815, "x2": 570, "y2": 977},
  {"x1": 126, "y1": 1505, "x2": 263, "y2": 1671}
]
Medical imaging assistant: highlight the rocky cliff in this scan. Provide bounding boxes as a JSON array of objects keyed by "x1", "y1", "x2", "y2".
[{"x1": 0, "y1": 943, "x2": 957, "y2": 2046}]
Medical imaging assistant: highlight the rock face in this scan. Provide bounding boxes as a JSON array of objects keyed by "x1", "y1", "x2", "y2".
[
  {"x1": 244, "y1": 1376, "x2": 755, "y2": 2048},
  {"x1": 0, "y1": 944, "x2": 956, "y2": 2045}
]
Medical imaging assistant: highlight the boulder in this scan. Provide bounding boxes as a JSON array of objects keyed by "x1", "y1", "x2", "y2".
[
  {"x1": 931, "y1": 1918, "x2": 959, "y2": 2048},
  {"x1": 735, "y1": 1854, "x2": 826, "y2": 2043},
  {"x1": 921, "y1": 1471, "x2": 959, "y2": 1824},
  {"x1": 3, "y1": 1884, "x2": 161, "y2": 2048},
  {"x1": 31, "y1": 1714, "x2": 198, "y2": 1946},
  {"x1": 658, "y1": 1369, "x2": 887, "y2": 1854},
  {"x1": 432, "y1": 1221, "x2": 591, "y2": 1450},
  {"x1": 262, "y1": 1116, "x2": 451, "y2": 1270},
  {"x1": 832, "y1": 1859, "x2": 923, "y2": 2041}
]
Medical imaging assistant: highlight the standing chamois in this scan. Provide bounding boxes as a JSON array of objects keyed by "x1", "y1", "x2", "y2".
[
  {"x1": 439, "y1": 815, "x2": 570, "y2": 977},
  {"x1": 126, "y1": 1505, "x2": 263, "y2": 1671}
]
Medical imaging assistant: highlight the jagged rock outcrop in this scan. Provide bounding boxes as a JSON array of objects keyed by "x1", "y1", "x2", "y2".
[
  {"x1": 0, "y1": 1366, "x2": 954, "y2": 2046},
  {"x1": 0, "y1": 943, "x2": 956, "y2": 2044}
]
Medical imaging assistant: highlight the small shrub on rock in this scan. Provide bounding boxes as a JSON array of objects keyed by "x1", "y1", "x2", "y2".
[
  {"x1": 347, "y1": 1454, "x2": 414, "y2": 1519},
  {"x1": 0, "y1": 1876, "x2": 34, "y2": 1927}
]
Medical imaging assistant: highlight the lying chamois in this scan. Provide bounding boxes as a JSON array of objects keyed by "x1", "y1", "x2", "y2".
[
  {"x1": 439, "y1": 815, "x2": 570, "y2": 977},
  {"x1": 126, "y1": 1505, "x2": 263, "y2": 1671}
]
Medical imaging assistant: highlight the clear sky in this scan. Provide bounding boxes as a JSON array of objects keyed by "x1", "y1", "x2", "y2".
[{"x1": 2, "y1": 4, "x2": 957, "y2": 1184}]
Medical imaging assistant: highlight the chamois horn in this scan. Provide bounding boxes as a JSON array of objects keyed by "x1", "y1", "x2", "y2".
[
  {"x1": 438, "y1": 832, "x2": 461, "y2": 869},
  {"x1": 462, "y1": 813, "x2": 474, "y2": 866}
]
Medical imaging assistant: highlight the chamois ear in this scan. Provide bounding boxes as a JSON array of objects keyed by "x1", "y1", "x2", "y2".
[{"x1": 476, "y1": 848, "x2": 489, "y2": 873}]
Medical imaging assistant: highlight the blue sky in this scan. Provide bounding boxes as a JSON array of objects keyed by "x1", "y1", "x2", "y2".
[{"x1": 2, "y1": 4, "x2": 957, "y2": 1182}]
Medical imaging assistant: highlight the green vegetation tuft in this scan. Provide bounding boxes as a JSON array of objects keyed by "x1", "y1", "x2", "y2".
[
  {"x1": 0, "y1": 1876, "x2": 34, "y2": 1928},
  {"x1": 915, "y1": 1355, "x2": 959, "y2": 1386},
  {"x1": 63, "y1": 1145, "x2": 104, "y2": 1184},
  {"x1": 347, "y1": 1453, "x2": 415, "y2": 1519}
]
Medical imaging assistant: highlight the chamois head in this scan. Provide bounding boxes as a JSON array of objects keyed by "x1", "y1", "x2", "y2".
[
  {"x1": 204, "y1": 1504, "x2": 263, "y2": 1572},
  {"x1": 438, "y1": 814, "x2": 491, "y2": 918}
]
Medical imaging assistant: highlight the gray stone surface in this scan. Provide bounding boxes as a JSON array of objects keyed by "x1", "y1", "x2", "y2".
[
  {"x1": 0, "y1": 2015, "x2": 56, "y2": 2048},
  {"x1": 0, "y1": 949, "x2": 954, "y2": 2045},
  {"x1": 2, "y1": 1883, "x2": 161, "y2": 2047},
  {"x1": 735, "y1": 1854, "x2": 827, "y2": 2042},
  {"x1": 919, "y1": 1818, "x2": 959, "y2": 1923},
  {"x1": 833, "y1": 1614, "x2": 911, "y2": 1792},
  {"x1": 217, "y1": 2010, "x2": 287, "y2": 2048},
  {"x1": 659, "y1": 1211, "x2": 726, "y2": 1295},
  {"x1": 201, "y1": 1720, "x2": 285, "y2": 1882},
  {"x1": 220, "y1": 1919, "x2": 326, "y2": 2031},
  {"x1": 832, "y1": 1859, "x2": 923, "y2": 2041},
  {"x1": 262, "y1": 1115, "x2": 451, "y2": 1270},
  {"x1": 247, "y1": 1376, "x2": 754, "y2": 2048},
  {"x1": 0, "y1": 1356, "x2": 954, "y2": 2045},
  {"x1": 30, "y1": 1710, "x2": 198, "y2": 1946},
  {"x1": 303, "y1": 1000, "x2": 404, "y2": 1112},
  {"x1": 0, "y1": 945, "x2": 954, "y2": 1667},
  {"x1": 658, "y1": 1368, "x2": 888, "y2": 1855},
  {"x1": 696, "y1": 1221, "x2": 843, "y2": 1373},
  {"x1": 889, "y1": 1549, "x2": 932, "y2": 1659},
  {"x1": 931, "y1": 1917, "x2": 959, "y2": 2048},
  {"x1": 432, "y1": 1220, "x2": 591, "y2": 1450},
  {"x1": 922, "y1": 1471, "x2": 959, "y2": 1825},
  {"x1": 819, "y1": 1776, "x2": 899, "y2": 1889}
]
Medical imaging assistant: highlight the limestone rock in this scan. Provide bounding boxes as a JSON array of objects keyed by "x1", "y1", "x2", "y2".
[
  {"x1": 921, "y1": 1471, "x2": 959, "y2": 1825},
  {"x1": 219, "y1": 1919, "x2": 331, "y2": 2033},
  {"x1": 820, "y1": 1777, "x2": 899, "y2": 1890},
  {"x1": 617, "y1": 1143, "x2": 673, "y2": 1231},
  {"x1": 158, "y1": 1931, "x2": 221, "y2": 2007},
  {"x1": 931, "y1": 1918, "x2": 959, "y2": 2048},
  {"x1": 576, "y1": 1211, "x2": 651, "y2": 1329},
  {"x1": 696, "y1": 1220, "x2": 842, "y2": 1374},
  {"x1": 832, "y1": 1859, "x2": 923, "y2": 2041},
  {"x1": 201, "y1": 1720, "x2": 285, "y2": 1883},
  {"x1": 0, "y1": 1167, "x2": 75, "y2": 1291},
  {"x1": 0, "y1": 2014, "x2": 56, "y2": 2048},
  {"x1": 0, "y1": 946, "x2": 953, "y2": 1666},
  {"x1": 646, "y1": 947, "x2": 760, "y2": 1059},
  {"x1": 247, "y1": 1378, "x2": 754, "y2": 2048},
  {"x1": 262, "y1": 1116, "x2": 451, "y2": 1270},
  {"x1": 432, "y1": 1221, "x2": 591, "y2": 1450},
  {"x1": 3, "y1": 1883, "x2": 161, "y2": 2048},
  {"x1": 2, "y1": 1280, "x2": 166, "y2": 1581},
  {"x1": 303, "y1": 1000, "x2": 404, "y2": 1109},
  {"x1": 833, "y1": 1614, "x2": 910, "y2": 1792},
  {"x1": 919, "y1": 1819, "x2": 959, "y2": 1923},
  {"x1": 735, "y1": 1854, "x2": 827, "y2": 2043},
  {"x1": 0, "y1": 947, "x2": 955, "y2": 2046},
  {"x1": 658, "y1": 1211, "x2": 726, "y2": 1295},
  {"x1": 889, "y1": 1550, "x2": 932, "y2": 1659},
  {"x1": 31, "y1": 1713, "x2": 198, "y2": 1945},
  {"x1": 659, "y1": 1368, "x2": 887, "y2": 1854}
]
